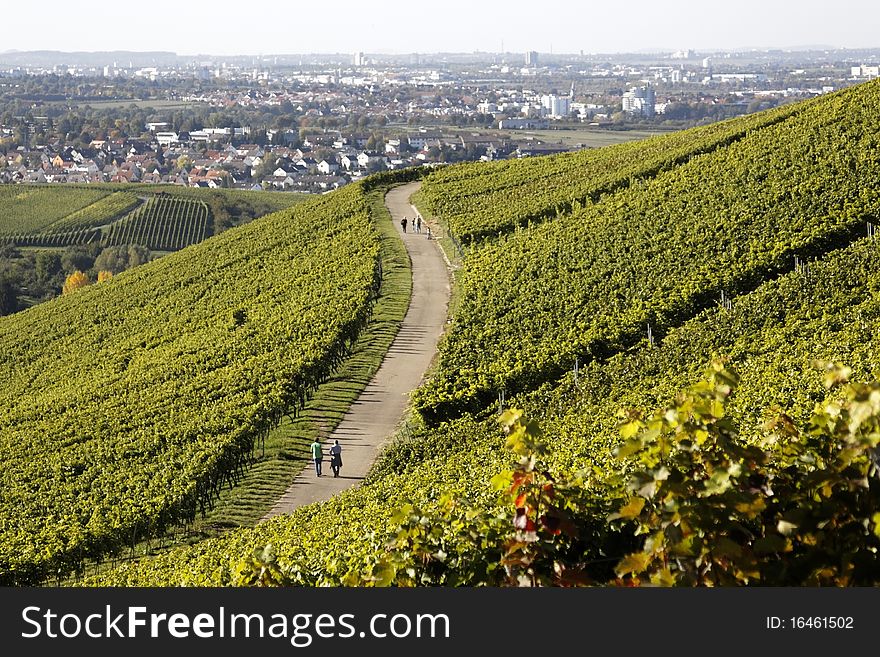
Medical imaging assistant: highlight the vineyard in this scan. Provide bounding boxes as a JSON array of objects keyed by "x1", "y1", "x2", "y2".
[
  {"x1": 0, "y1": 191, "x2": 143, "y2": 248},
  {"x1": 502, "y1": 236, "x2": 880, "y2": 481},
  {"x1": 87, "y1": 238, "x2": 880, "y2": 586},
  {"x1": 46, "y1": 191, "x2": 140, "y2": 232},
  {"x1": 421, "y1": 100, "x2": 807, "y2": 243},
  {"x1": 0, "y1": 186, "x2": 109, "y2": 236},
  {"x1": 105, "y1": 196, "x2": 209, "y2": 250},
  {"x1": 1, "y1": 184, "x2": 305, "y2": 252},
  {"x1": 5, "y1": 81, "x2": 880, "y2": 587},
  {"x1": 0, "y1": 183, "x2": 380, "y2": 584},
  {"x1": 413, "y1": 80, "x2": 880, "y2": 423}
]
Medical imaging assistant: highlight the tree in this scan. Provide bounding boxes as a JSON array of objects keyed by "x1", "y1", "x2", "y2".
[
  {"x1": 34, "y1": 251, "x2": 61, "y2": 283},
  {"x1": 97, "y1": 270, "x2": 113, "y2": 283},
  {"x1": 126, "y1": 245, "x2": 150, "y2": 268},
  {"x1": 62, "y1": 270, "x2": 89, "y2": 295},
  {"x1": 365, "y1": 158, "x2": 386, "y2": 174},
  {"x1": 0, "y1": 274, "x2": 19, "y2": 316},
  {"x1": 365, "y1": 133, "x2": 384, "y2": 151},
  {"x1": 94, "y1": 245, "x2": 150, "y2": 274},
  {"x1": 61, "y1": 246, "x2": 96, "y2": 274}
]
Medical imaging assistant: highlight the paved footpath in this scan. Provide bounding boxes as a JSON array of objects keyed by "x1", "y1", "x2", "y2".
[{"x1": 264, "y1": 182, "x2": 450, "y2": 518}]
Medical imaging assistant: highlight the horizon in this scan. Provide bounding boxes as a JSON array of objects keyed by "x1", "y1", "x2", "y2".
[
  {"x1": 3, "y1": 0, "x2": 879, "y2": 57},
  {"x1": 2, "y1": 44, "x2": 878, "y2": 62}
]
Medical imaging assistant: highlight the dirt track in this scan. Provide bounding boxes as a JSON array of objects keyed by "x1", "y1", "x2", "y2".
[{"x1": 264, "y1": 182, "x2": 450, "y2": 517}]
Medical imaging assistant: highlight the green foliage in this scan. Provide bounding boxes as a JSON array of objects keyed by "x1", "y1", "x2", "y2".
[
  {"x1": 415, "y1": 80, "x2": 880, "y2": 423},
  {"x1": 34, "y1": 251, "x2": 62, "y2": 282},
  {"x1": 216, "y1": 363, "x2": 880, "y2": 588},
  {"x1": 84, "y1": 227, "x2": 880, "y2": 587},
  {"x1": 105, "y1": 196, "x2": 209, "y2": 251},
  {"x1": 79, "y1": 86, "x2": 880, "y2": 588},
  {"x1": 0, "y1": 185, "x2": 303, "y2": 250},
  {"x1": 611, "y1": 362, "x2": 880, "y2": 586},
  {"x1": 93, "y1": 244, "x2": 151, "y2": 274},
  {"x1": 0, "y1": 183, "x2": 380, "y2": 584},
  {"x1": 372, "y1": 409, "x2": 615, "y2": 587},
  {"x1": 422, "y1": 100, "x2": 805, "y2": 243},
  {"x1": 46, "y1": 192, "x2": 140, "y2": 232},
  {"x1": 0, "y1": 186, "x2": 108, "y2": 237},
  {"x1": 0, "y1": 273, "x2": 19, "y2": 315}
]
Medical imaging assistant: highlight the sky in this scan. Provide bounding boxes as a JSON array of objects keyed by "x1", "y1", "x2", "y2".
[{"x1": 3, "y1": 0, "x2": 879, "y2": 56}]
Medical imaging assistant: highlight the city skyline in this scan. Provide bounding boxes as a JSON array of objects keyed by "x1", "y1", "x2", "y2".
[{"x1": 3, "y1": 0, "x2": 879, "y2": 57}]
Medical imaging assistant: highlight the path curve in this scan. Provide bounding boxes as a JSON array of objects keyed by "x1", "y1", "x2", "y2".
[{"x1": 264, "y1": 182, "x2": 450, "y2": 517}]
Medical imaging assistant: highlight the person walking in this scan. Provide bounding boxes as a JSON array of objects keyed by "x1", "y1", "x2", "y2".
[
  {"x1": 310, "y1": 438, "x2": 323, "y2": 477},
  {"x1": 400, "y1": 216, "x2": 408, "y2": 233},
  {"x1": 329, "y1": 439, "x2": 343, "y2": 478},
  {"x1": 415, "y1": 216, "x2": 422, "y2": 233},
  {"x1": 426, "y1": 225, "x2": 432, "y2": 240}
]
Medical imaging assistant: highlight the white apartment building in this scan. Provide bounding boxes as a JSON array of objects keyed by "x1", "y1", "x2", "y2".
[
  {"x1": 622, "y1": 86, "x2": 655, "y2": 117},
  {"x1": 540, "y1": 94, "x2": 570, "y2": 118},
  {"x1": 851, "y1": 65, "x2": 880, "y2": 78}
]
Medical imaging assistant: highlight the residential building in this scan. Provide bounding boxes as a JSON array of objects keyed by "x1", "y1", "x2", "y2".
[{"x1": 622, "y1": 86, "x2": 656, "y2": 117}]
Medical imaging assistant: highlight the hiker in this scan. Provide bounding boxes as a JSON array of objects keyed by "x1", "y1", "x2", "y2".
[
  {"x1": 310, "y1": 438, "x2": 323, "y2": 477},
  {"x1": 401, "y1": 216, "x2": 408, "y2": 233},
  {"x1": 329, "y1": 439, "x2": 343, "y2": 478},
  {"x1": 416, "y1": 216, "x2": 422, "y2": 233},
  {"x1": 426, "y1": 225, "x2": 432, "y2": 240}
]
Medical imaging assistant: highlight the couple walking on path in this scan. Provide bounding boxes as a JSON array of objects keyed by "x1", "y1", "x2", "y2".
[
  {"x1": 400, "y1": 215, "x2": 422, "y2": 234},
  {"x1": 310, "y1": 438, "x2": 343, "y2": 477}
]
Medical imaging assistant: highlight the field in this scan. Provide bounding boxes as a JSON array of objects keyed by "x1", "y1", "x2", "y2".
[
  {"x1": 43, "y1": 99, "x2": 193, "y2": 111},
  {"x1": 414, "y1": 84, "x2": 880, "y2": 421},
  {"x1": 0, "y1": 184, "x2": 304, "y2": 250},
  {"x1": 0, "y1": 186, "x2": 110, "y2": 236},
  {"x1": 501, "y1": 126, "x2": 676, "y2": 147},
  {"x1": 423, "y1": 101, "x2": 804, "y2": 243}
]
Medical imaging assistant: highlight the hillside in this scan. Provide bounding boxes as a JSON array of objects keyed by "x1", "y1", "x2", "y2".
[
  {"x1": 0, "y1": 184, "x2": 379, "y2": 584},
  {"x1": 9, "y1": 80, "x2": 880, "y2": 586},
  {"x1": 0, "y1": 185, "x2": 304, "y2": 250}
]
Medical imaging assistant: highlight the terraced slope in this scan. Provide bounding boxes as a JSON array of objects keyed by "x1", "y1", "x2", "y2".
[
  {"x1": 1, "y1": 185, "x2": 304, "y2": 249},
  {"x1": 105, "y1": 196, "x2": 209, "y2": 250},
  {"x1": 71, "y1": 82, "x2": 880, "y2": 587},
  {"x1": 0, "y1": 186, "x2": 109, "y2": 236}
]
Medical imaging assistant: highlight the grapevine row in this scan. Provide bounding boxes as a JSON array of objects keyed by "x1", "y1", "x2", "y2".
[
  {"x1": 0, "y1": 186, "x2": 108, "y2": 236},
  {"x1": 0, "y1": 182, "x2": 380, "y2": 584},
  {"x1": 413, "y1": 80, "x2": 880, "y2": 423},
  {"x1": 45, "y1": 191, "x2": 140, "y2": 232},
  {"x1": 105, "y1": 196, "x2": 210, "y2": 251},
  {"x1": 421, "y1": 99, "x2": 812, "y2": 243},
  {"x1": 86, "y1": 236, "x2": 880, "y2": 586}
]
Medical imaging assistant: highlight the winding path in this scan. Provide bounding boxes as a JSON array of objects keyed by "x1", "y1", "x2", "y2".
[{"x1": 264, "y1": 182, "x2": 450, "y2": 517}]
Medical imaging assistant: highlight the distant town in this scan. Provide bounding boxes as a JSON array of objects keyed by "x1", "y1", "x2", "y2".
[{"x1": 1, "y1": 48, "x2": 878, "y2": 192}]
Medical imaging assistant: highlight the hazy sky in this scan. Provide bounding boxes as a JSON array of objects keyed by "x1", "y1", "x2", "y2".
[{"x1": 4, "y1": 0, "x2": 878, "y2": 55}]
